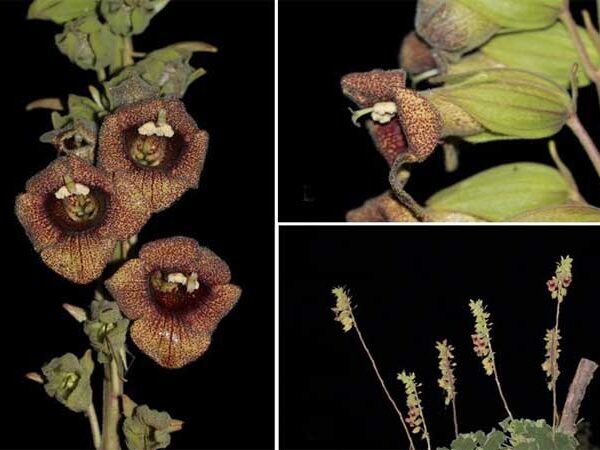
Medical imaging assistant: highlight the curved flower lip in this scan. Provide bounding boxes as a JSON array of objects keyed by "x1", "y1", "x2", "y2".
[
  {"x1": 105, "y1": 236, "x2": 241, "y2": 369},
  {"x1": 15, "y1": 156, "x2": 151, "y2": 284},
  {"x1": 98, "y1": 98, "x2": 208, "y2": 212},
  {"x1": 346, "y1": 191, "x2": 418, "y2": 222},
  {"x1": 341, "y1": 69, "x2": 442, "y2": 164}
]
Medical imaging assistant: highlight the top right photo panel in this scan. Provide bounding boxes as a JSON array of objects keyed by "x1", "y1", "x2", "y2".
[{"x1": 279, "y1": 0, "x2": 600, "y2": 223}]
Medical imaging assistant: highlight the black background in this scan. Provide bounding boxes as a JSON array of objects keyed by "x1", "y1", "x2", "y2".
[
  {"x1": 278, "y1": 0, "x2": 600, "y2": 222},
  {"x1": 2, "y1": 1, "x2": 274, "y2": 449},
  {"x1": 281, "y1": 226, "x2": 600, "y2": 449}
]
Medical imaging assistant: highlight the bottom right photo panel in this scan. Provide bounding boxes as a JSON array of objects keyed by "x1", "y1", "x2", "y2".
[{"x1": 280, "y1": 226, "x2": 600, "y2": 450}]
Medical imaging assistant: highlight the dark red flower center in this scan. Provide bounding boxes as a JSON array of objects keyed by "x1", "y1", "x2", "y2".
[
  {"x1": 126, "y1": 132, "x2": 184, "y2": 170},
  {"x1": 46, "y1": 188, "x2": 108, "y2": 232},
  {"x1": 149, "y1": 270, "x2": 210, "y2": 312}
]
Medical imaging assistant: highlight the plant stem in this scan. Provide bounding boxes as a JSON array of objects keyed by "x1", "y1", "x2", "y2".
[
  {"x1": 97, "y1": 68, "x2": 107, "y2": 83},
  {"x1": 488, "y1": 340, "x2": 513, "y2": 420},
  {"x1": 123, "y1": 37, "x2": 135, "y2": 67},
  {"x1": 413, "y1": 388, "x2": 432, "y2": 450},
  {"x1": 451, "y1": 397, "x2": 459, "y2": 438},
  {"x1": 348, "y1": 309, "x2": 416, "y2": 450},
  {"x1": 566, "y1": 115, "x2": 600, "y2": 179},
  {"x1": 551, "y1": 305, "x2": 562, "y2": 433},
  {"x1": 101, "y1": 359, "x2": 122, "y2": 450},
  {"x1": 560, "y1": 4, "x2": 600, "y2": 109},
  {"x1": 389, "y1": 156, "x2": 431, "y2": 221},
  {"x1": 86, "y1": 404, "x2": 102, "y2": 450}
]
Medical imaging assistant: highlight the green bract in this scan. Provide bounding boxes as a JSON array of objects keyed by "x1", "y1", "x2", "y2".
[
  {"x1": 104, "y1": 41, "x2": 216, "y2": 103},
  {"x1": 427, "y1": 69, "x2": 573, "y2": 142},
  {"x1": 123, "y1": 405, "x2": 174, "y2": 450},
  {"x1": 426, "y1": 163, "x2": 573, "y2": 221},
  {"x1": 100, "y1": 0, "x2": 170, "y2": 36},
  {"x1": 41, "y1": 351, "x2": 94, "y2": 413},
  {"x1": 55, "y1": 16, "x2": 122, "y2": 71},
  {"x1": 509, "y1": 204, "x2": 600, "y2": 222},
  {"x1": 28, "y1": 0, "x2": 98, "y2": 24},
  {"x1": 83, "y1": 298, "x2": 130, "y2": 363},
  {"x1": 475, "y1": 23, "x2": 600, "y2": 87},
  {"x1": 456, "y1": 0, "x2": 562, "y2": 30}
]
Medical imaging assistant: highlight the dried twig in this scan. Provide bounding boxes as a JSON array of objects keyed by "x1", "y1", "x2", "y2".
[{"x1": 558, "y1": 358, "x2": 598, "y2": 434}]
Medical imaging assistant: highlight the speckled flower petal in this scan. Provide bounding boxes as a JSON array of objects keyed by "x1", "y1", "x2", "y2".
[
  {"x1": 41, "y1": 234, "x2": 116, "y2": 284},
  {"x1": 366, "y1": 122, "x2": 409, "y2": 166},
  {"x1": 341, "y1": 69, "x2": 407, "y2": 107},
  {"x1": 15, "y1": 193, "x2": 63, "y2": 251},
  {"x1": 185, "y1": 284, "x2": 242, "y2": 334},
  {"x1": 346, "y1": 191, "x2": 418, "y2": 222},
  {"x1": 139, "y1": 236, "x2": 203, "y2": 271},
  {"x1": 167, "y1": 129, "x2": 208, "y2": 187},
  {"x1": 98, "y1": 98, "x2": 208, "y2": 212},
  {"x1": 196, "y1": 247, "x2": 232, "y2": 285},
  {"x1": 105, "y1": 259, "x2": 153, "y2": 319},
  {"x1": 130, "y1": 316, "x2": 211, "y2": 369},
  {"x1": 394, "y1": 88, "x2": 442, "y2": 161},
  {"x1": 115, "y1": 166, "x2": 191, "y2": 212},
  {"x1": 26, "y1": 157, "x2": 113, "y2": 196},
  {"x1": 100, "y1": 177, "x2": 151, "y2": 239}
]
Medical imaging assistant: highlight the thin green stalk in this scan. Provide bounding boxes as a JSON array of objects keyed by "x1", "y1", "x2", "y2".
[
  {"x1": 488, "y1": 340, "x2": 514, "y2": 420},
  {"x1": 123, "y1": 37, "x2": 135, "y2": 67},
  {"x1": 560, "y1": 2, "x2": 600, "y2": 109},
  {"x1": 452, "y1": 397, "x2": 459, "y2": 439},
  {"x1": 551, "y1": 305, "x2": 562, "y2": 433},
  {"x1": 566, "y1": 114, "x2": 600, "y2": 178},
  {"x1": 87, "y1": 404, "x2": 102, "y2": 450},
  {"x1": 348, "y1": 308, "x2": 416, "y2": 450},
  {"x1": 101, "y1": 360, "x2": 122, "y2": 450}
]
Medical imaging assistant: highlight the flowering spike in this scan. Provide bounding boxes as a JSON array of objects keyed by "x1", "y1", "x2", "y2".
[
  {"x1": 547, "y1": 255, "x2": 573, "y2": 303},
  {"x1": 542, "y1": 328, "x2": 561, "y2": 390},
  {"x1": 331, "y1": 287, "x2": 354, "y2": 332},
  {"x1": 469, "y1": 299, "x2": 494, "y2": 376},
  {"x1": 397, "y1": 371, "x2": 430, "y2": 446},
  {"x1": 436, "y1": 340, "x2": 457, "y2": 405}
]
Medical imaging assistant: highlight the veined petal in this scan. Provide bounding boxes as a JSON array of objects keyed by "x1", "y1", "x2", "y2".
[
  {"x1": 15, "y1": 193, "x2": 63, "y2": 250},
  {"x1": 41, "y1": 234, "x2": 116, "y2": 284},
  {"x1": 341, "y1": 69, "x2": 407, "y2": 107},
  {"x1": 130, "y1": 316, "x2": 211, "y2": 369},
  {"x1": 139, "y1": 236, "x2": 204, "y2": 271},
  {"x1": 100, "y1": 176, "x2": 151, "y2": 239},
  {"x1": 105, "y1": 259, "x2": 153, "y2": 319}
]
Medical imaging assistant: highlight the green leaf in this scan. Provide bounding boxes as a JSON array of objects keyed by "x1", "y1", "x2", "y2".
[
  {"x1": 426, "y1": 163, "x2": 572, "y2": 221},
  {"x1": 28, "y1": 0, "x2": 98, "y2": 24},
  {"x1": 456, "y1": 0, "x2": 562, "y2": 30},
  {"x1": 55, "y1": 16, "x2": 121, "y2": 72}
]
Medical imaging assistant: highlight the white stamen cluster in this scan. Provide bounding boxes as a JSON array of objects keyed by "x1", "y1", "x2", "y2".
[
  {"x1": 138, "y1": 121, "x2": 175, "y2": 138},
  {"x1": 167, "y1": 272, "x2": 200, "y2": 293},
  {"x1": 54, "y1": 183, "x2": 90, "y2": 199},
  {"x1": 371, "y1": 102, "x2": 397, "y2": 124}
]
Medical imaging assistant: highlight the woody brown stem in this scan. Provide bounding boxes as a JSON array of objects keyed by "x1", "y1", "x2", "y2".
[{"x1": 558, "y1": 358, "x2": 598, "y2": 435}]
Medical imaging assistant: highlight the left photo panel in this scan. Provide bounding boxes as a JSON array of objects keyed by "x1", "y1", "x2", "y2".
[{"x1": 2, "y1": 1, "x2": 274, "y2": 449}]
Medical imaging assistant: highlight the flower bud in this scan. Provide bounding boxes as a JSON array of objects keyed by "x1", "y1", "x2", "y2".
[
  {"x1": 55, "y1": 16, "x2": 122, "y2": 72},
  {"x1": 399, "y1": 31, "x2": 437, "y2": 75},
  {"x1": 425, "y1": 162, "x2": 574, "y2": 221},
  {"x1": 415, "y1": 0, "x2": 500, "y2": 56},
  {"x1": 444, "y1": 23, "x2": 600, "y2": 87},
  {"x1": 123, "y1": 405, "x2": 179, "y2": 450},
  {"x1": 415, "y1": 0, "x2": 563, "y2": 60},
  {"x1": 425, "y1": 69, "x2": 573, "y2": 143},
  {"x1": 41, "y1": 351, "x2": 94, "y2": 413},
  {"x1": 100, "y1": 0, "x2": 170, "y2": 36}
]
